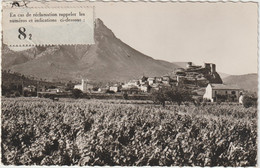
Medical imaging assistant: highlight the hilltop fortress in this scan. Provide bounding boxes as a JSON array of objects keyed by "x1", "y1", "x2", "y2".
[{"x1": 167, "y1": 62, "x2": 223, "y2": 87}]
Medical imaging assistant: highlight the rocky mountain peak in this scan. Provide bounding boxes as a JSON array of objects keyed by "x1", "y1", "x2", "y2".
[
  {"x1": 2, "y1": 18, "x2": 179, "y2": 82},
  {"x1": 95, "y1": 18, "x2": 116, "y2": 39}
]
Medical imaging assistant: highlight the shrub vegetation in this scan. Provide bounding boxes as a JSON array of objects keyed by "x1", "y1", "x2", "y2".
[
  {"x1": 1, "y1": 98, "x2": 256, "y2": 166},
  {"x1": 151, "y1": 87, "x2": 192, "y2": 107},
  {"x1": 242, "y1": 95, "x2": 257, "y2": 108}
]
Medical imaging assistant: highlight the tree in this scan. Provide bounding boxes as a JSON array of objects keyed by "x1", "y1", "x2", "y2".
[
  {"x1": 243, "y1": 95, "x2": 257, "y2": 108},
  {"x1": 2, "y1": 85, "x2": 8, "y2": 96},
  {"x1": 72, "y1": 89, "x2": 83, "y2": 99},
  {"x1": 151, "y1": 89, "x2": 168, "y2": 107},
  {"x1": 49, "y1": 85, "x2": 57, "y2": 89},
  {"x1": 65, "y1": 81, "x2": 74, "y2": 91},
  {"x1": 151, "y1": 87, "x2": 192, "y2": 107},
  {"x1": 92, "y1": 87, "x2": 99, "y2": 92},
  {"x1": 122, "y1": 93, "x2": 129, "y2": 100},
  {"x1": 14, "y1": 91, "x2": 20, "y2": 97},
  {"x1": 166, "y1": 87, "x2": 192, "y2": 106},
  {"x1": 106, "y1": 90, "x2": 115, "y2": 94}
]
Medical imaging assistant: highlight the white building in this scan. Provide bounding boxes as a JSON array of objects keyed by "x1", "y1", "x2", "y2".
[
  {"x1": 122, "y1": 80, "x2": 140, "y2": 89},
  {"x1": 98, "y1": 87, "x2": 108, "y2": 93},
  {"x1": 109, "y1": 86, "x2": 119, "y2": 93},
  {"x1": 129, "y1": 80, "x2": 140, "y2": 86},
  {"x1": 203, "y1": 84, "x2": 241, "y2": 102},
  {"x1": 47, "y1": 88, "x2": 62, "y2": 93},
  {"x1": 155, "y1": 77, "x2": 163, "y2": 83},
  {"x1": 139, "y1": 76, "x2": 148, "y2": 85},
  {"x1": 147, "y1": 77, "x2": 155, "y2": 85},
  {"x1": 140, "y1": 85, "x2": 149, "y2": 92},
  {"x1": 23, "y1": 85, "x2": 36, "y2": 92},
  {"x1": 239, "y1": 95, "x2": 244, "y2": 104},
  {"x1": 74, "y1": 79, "x2": 93, "y2": 93}
]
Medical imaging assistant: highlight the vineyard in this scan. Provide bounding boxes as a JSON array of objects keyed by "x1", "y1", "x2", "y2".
[{"x1": 1, "y1": 97, "x2": 257, "y2": 166}]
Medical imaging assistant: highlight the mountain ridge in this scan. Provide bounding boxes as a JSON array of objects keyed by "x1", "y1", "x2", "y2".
[
  {"x1": 4, "y1": 18, "x2": 254, "y2": 88},
  {"x1": 218, "y1": 72, "x2": 231, "y2": 79},
  {"x1": 222, "y1": 73, "x2": 257, "y2": 93},
  {"x1": 3, "y1": 18, "x2": 180, "y2": 83}
]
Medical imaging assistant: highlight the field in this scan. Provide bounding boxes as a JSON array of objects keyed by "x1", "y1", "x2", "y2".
[{"x1": 1, "y1": 97, "x2": 257, "y2": 166}]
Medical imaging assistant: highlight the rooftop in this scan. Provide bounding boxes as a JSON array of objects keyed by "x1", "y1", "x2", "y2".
[{"x1": 210, "y1": 84, "x2": 241, "y2": 90}]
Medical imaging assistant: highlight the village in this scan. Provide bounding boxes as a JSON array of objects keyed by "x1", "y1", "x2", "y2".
[{"x1": 20, "y1": 62, "x2": 242, "y2": 103}]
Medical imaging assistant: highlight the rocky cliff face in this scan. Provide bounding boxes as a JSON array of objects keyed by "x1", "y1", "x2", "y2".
[{"x1": 2, "y1": 18, "x2": 180, "y2": 83}]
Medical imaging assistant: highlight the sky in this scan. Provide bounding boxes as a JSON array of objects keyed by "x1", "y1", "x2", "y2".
[
  {"x1": 6, "y1": 1, "x2": 258, "y2": 75},
  {"x1": 93, "y1": 2, "x2": 258, "y2": 75}
]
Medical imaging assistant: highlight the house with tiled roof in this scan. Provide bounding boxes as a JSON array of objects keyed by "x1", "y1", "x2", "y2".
[{"x1": 203, "y1": 84, "x2": 242, "y2": 102}]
